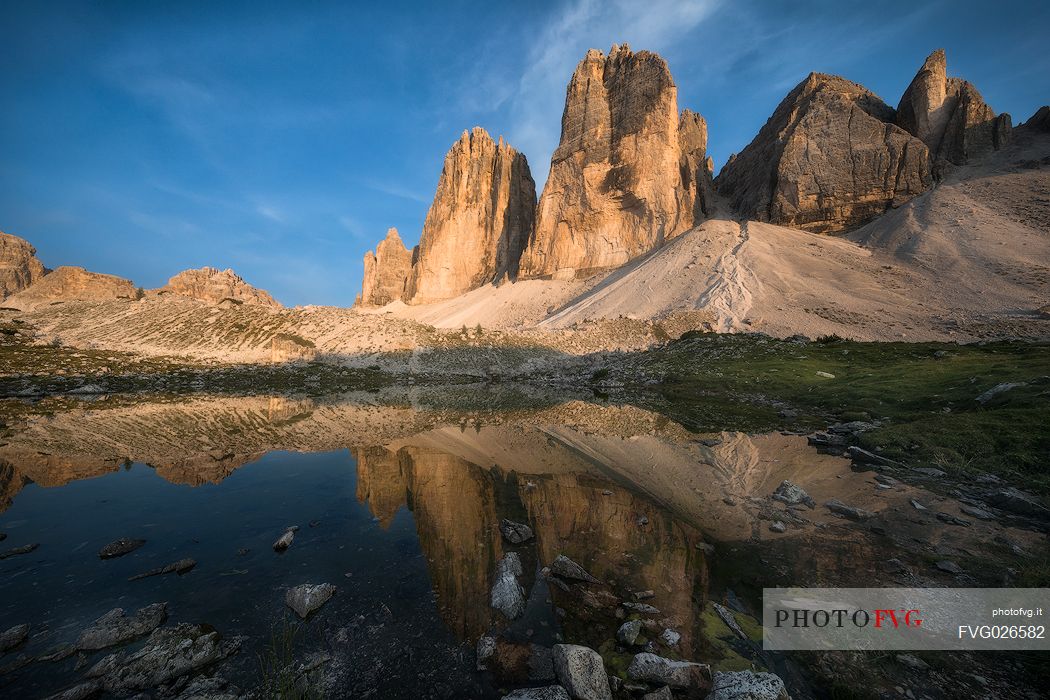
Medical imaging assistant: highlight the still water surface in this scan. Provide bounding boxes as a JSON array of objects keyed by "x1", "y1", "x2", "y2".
[{"x1": 0, "y1": 395, "x2": 1030, "y2": 698}]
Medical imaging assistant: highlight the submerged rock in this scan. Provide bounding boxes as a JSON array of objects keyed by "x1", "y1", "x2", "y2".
[
  {"x1": 552, "y1": 644, "x2": 611, "y2": 700},
  {"x1": 627, "y1": 653, "x2": 711, "y2": 694},
  {"x1": 128, "y1": 557, "x2": 196, "y2": 581},
  {"x1": 502, "y1": 687, "x2": 571, "y2": 700},
  {"x1": 76, "y1": 603, "x2": 168, "y2": 651},
  {"x1": 477, "y1": 636, "x2": 497, "y2": 671},
  {"x1": 0, "y1": 543, "x2": 39, "y2": 559},
  {"x1": 491, "y1": 552, "x2": 527, "y2": 620},
  {"x1": 272, "y1": 526, "x2": 298, "y2": 552},
  {"x1": 98, "y1": 538, "x2": 145, "y2": 559},
  {"x1": 500, "y1": 519, "x2": 535, "y2": 545},
  {"x1": 86, "y1": 623, "x2": 241, "y2": 694},
  {"x1": 708, "y1": 670, "x2": 789, "y2": 700},
  {"x1": 285, "y1": 583, "x2": 336, "y2": 619},
  {"x1": 0, "y1": 623, "x2": 29, "y2": 652},
  {"x1": 549, "y1": 555, "x2": 599, "y2": 584}
]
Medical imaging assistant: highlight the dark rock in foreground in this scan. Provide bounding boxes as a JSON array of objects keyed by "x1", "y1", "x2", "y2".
[
  {"x1": 76, "y1": 603, "x2": 168, "y2": 651},
  {"x1": 285, "y1": 583, "x2": 336, "y2": 619},
  {"x1": 708, "y1": 670, "x2": 789, "y2": 700},
  {"x1": 627, "y1": 652, "x2": 711, "y2": 695},
  {"x1": 552, "y1": 644, "x2": 611, "y2": 700},
  {"x1": 86, "y1": 623, "x2": 241, "y2": 694},
  {"x1": 0, "y1": 623, "x2": 29, "y2": 652},
  {"x1": 502, "y1": 687, "x2": 571, "y2": 700}
]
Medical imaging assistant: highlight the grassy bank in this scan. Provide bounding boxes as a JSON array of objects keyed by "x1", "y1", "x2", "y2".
[{"x1": 632, "y1": 333, "x2": 1050, "y2": 495}]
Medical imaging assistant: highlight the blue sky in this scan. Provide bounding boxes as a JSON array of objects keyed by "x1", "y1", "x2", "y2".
[{"x1": 2, "y1": 0, "x2": 1048, "y2": 306}]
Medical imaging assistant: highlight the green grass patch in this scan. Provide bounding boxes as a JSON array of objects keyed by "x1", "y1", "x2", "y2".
[{"x1": 635, "y1": 334, "x2": 1050, "y2": 495}]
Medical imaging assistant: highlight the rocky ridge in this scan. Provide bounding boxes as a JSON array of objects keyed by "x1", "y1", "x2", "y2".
[
  {"x1": 4, "y1": 266, "x2": 136, "y2": 311},
  {"x1": 154, "y1": 267, "x2": 281, "y2": 308},
  {"x1": 896, "y1": 49, "x2": 1012, "y2": 175},
  {"x1": 360, "y1": 228, "x2": 414, "y2": 306},
  {"x1": 0, "y1": 232, "x2": 48, "y2": 301}
]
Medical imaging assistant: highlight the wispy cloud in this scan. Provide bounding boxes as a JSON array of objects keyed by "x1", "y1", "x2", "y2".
[
  {"x1": 256, "y1": 204, "x2": 284, "y2": 223},
  {"x1": 361, "y1": 179, "x2": 431, "y2": 204}
]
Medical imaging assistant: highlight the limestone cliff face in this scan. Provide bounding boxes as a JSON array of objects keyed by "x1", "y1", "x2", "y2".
[
  {"x1": 518, "y1": 44, "x2": 711, "y2": 279},
  {"x1": 5, "y1": 266, "x2": 136, "y2": 310},
  {"x1": 896, "y1": 49, "x2": 1011, "y2": 174},
  {"x1": 406, "y1": 128, "x2": 536, "y2": 304},
  {"x1": 360, "y1": 228, "x2": 414, "y2": 307},
  {"x1": 157, "y1": 267, "x2": 281, "y2": 308},
  {"x1": 0, "y1": 232, "x2": 47, "y2": 300},
  {"x1": 715, "y1": 73, "x2": 932, "y2": 233}
]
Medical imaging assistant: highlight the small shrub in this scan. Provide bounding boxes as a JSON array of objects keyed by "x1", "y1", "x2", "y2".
[
  {"x1": 273, "y1": 333, "x2": 315, "y2": 349},
  {"x1": 590, "y1": 367, "x2": 611, "y2": 382},
  {"x1": 816, "y1": 333, "x2": 844, "y2": 344}
]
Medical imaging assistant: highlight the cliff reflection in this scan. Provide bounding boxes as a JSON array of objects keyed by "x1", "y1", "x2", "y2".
[{"x1": 354, "y1": 441, "x2": 709, "y2": 649}]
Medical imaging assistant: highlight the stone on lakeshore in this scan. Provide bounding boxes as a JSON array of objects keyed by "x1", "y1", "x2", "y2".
[
  {"x1": 552, "y1": 644, "x2": 612, "y2": 700},
  {"x1": 707, "y1": 670, "x2": 789, "y2": 700},
  {"x1": 285, "y1": 583, "x2": 336, "y2": 619},
  {"x1": 627, "y1": 653, "x2": 711, "y2": 694},
  {"x1": 76, "y1": 603, "x2": 168, "y2": 651}
]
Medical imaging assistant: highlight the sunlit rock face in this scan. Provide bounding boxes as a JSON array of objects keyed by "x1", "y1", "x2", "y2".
[
  {"x1": 4, "y1": 266, "x2": 136, "y2": 310},
  {"x1": 519, "y1": 44, "x2": 712, "y2": 279},
  {"x1": 0, "y1": 232, "x2": 47, "y2": 300},
  {"x1": 896, "y1": 49, "x2": 1011, "y2": 176},
  {"x1": 715, "y1": 73, "x2": 932, "y2": 233},
  {"x1": 360, "y1": 228, "x2": 414, "y2": 307},
  {"x1": 406, "y1": 128, "x2": 536, "y2": 304},
  {"x1": 156, "y1": 267, "x2": 281, "y2": 308}
]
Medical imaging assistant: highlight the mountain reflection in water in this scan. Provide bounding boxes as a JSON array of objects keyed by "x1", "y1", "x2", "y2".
[{"x1": 0, "y1": 394, "x2": 1036, "y2": 698}]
